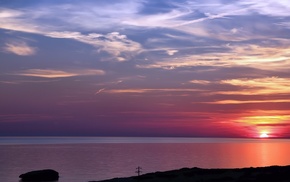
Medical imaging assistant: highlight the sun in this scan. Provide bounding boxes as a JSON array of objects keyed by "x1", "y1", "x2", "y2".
[{"x1": 259, "y1": 132, "x2": 269, "y2": 138}]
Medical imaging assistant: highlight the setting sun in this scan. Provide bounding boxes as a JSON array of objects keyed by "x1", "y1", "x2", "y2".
[{"x1": 259, "y1": 132, "x2": 269, "y2": 138}]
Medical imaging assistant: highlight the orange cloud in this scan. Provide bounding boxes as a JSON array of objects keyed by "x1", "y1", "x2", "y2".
[
  {"x1": 204, "y1": 99, "x2": 290, "y2": 104},
  {"x1": 220, "y1": 77, "x2": 290, "y2": 95},
  {"x1": 138, "y1": 44, "x2": 290, "y2": 71},
  {"x1": 190, "y1": 80, "x2": 211, "y2": 85},
  {"x1": 235, "y1": 115, "x2": 290, "y2": 126},
  {"x1": 13, "y1": 69, "x2": 105, "y2": 78},
  {"x1": 103, "y1": 88, "x2": 203, "y2": 94}
]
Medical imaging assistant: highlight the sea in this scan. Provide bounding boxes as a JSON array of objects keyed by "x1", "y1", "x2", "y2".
[{"x1": 1, "y1": 137, "x2": 290, "y2": 182}]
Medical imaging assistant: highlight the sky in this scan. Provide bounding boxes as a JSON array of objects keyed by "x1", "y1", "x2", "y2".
[{"x1": 1, "y1": 0, "x2": 290, "y2": 138}]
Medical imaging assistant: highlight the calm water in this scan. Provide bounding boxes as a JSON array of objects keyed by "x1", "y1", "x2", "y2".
[{"x1": 1, "y1": 137, "x2": 290, "y2": 182}]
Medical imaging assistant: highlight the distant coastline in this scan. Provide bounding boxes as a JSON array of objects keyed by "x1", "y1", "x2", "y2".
[{"x1": 93, "y1": 165, "x2": 290, "y2": 182}]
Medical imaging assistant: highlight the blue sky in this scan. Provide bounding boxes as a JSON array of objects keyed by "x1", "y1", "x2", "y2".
[{"x1": 1, "y1": 0, "x2": 290, "y2": 137}]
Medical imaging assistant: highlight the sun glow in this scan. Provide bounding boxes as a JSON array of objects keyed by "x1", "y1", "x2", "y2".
[
  {"x1": 259, "y1": 132, "x2": 269, "y2": 138},
  {"x1": 235, "y1": 113, "x2": 290, "y2": 138}
]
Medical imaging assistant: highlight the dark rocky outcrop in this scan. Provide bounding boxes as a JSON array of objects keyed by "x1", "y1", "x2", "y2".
[{"x1": 19, "y1": 169, "x2": 59, "y2": 181}]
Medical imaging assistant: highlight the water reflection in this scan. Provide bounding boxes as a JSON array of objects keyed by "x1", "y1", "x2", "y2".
[{"x1": 1, "y1": 138, "x2": 290, "y2": 182}]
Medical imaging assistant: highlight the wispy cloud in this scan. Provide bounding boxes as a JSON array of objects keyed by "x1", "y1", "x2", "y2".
[
  {"x1": 204, "y1": 99, "x2": 290, "y2": 105},
  {"x1": 13, "y1": 69, "x2": 105, "y2": 78},
  {"x1": 138, "y1": 43, "x2": 290, "y2": 71},
  {"x1": 0, "y1": 8, "x2": 39, "y2": 33},
  {"x1": 221, "y1": 77, "x2": 290, "y2": 95},
  {"x1": 0, "y1": 0, "x2": 143, "y2": 32},
  {"x1": 0, "y1": 2, "x2": 143, "y2": 60},
  {"x1": 166, "y1": 49, "x2": 178, "y2": 56},
  {"x1": 95, "y1": 88, "x2": 106, "y2": 95},
  {"x1": 103, "y1": 88, "x2": 202, "y2": 94},
  {"x1": 187, "y1": 77, "x2": 290, "y2": 96},
  {"x1": 2, "y1": 0, "x2": 290, "y2": 64},
  {"x1": 239, "y1": 1, "x2": 290, "y2": 17},
  {"x1": 190, "y1": 80, "x2": 211, "y2": 85},
  {"x1": 0, "y1": 8, "x2": 23, "y2": 18},
  {"x1": 123, "y1": 8, "x2": 190, "y2": 28},
  {"x1": 1, "y1": 1, "x2": 290, "y2": 37},
  {"x1": 46, "y1": 31, "x2": 142, "y2": 60},
  {"x1": 3, "y1": 41, "x2": 36, "y2": 56},
  {"x1": 48, "y1": 0, "x2": 144, "y2": 30}
]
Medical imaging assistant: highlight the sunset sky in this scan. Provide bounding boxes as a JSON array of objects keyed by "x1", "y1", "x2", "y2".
[{"x1": 1, "y1": 0, "x2": 290, "y2": 138}]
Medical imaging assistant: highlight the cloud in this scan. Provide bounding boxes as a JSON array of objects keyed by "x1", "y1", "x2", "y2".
[
  {"x1": 43, "y1": 0, "x2": 143, "y2": 30},
  {"x1": 0, "y1": 1, "x2": 249, "y2": 46},
  {"x1": 95, "y1": 88, "x2": 106, "y2": 95},
  {"x1": 204, "y1": 99, "x2": 290, "y2": 105},
  {"x1": 103, "y1": 88, "x2": 203, "y2": 94},
  {"x1": 1, "y1": 1, "x2": 290, "y2": 37},
  {"x1": 46, "y1": 31, "x2": 142, "y2": 60},
  {"x1": 239, "y1": 1, "x2": 290, "y2": 17},
  {"x1": 0, "y1": 0, "x2": 143, "y2": 32},
  {"x1": 13, "y1": 69, "x2": 105, "y2": 78},
  {"x1": 3, "y1": 41, "x2": 36, "y2": 56},
  {"x1": 229, "y1": 109, "x2": 290, "y2": 137},
  {"x1": 188, "y1": 77, "x2": 290, "y2": 105},
  {"x1": 234, "y1": 115, "x2": 290, "y2": 126},
  {"x1": 0, "y1": 3, "x2": 143, "y2": 60},
  {"x1": 2, "y1": 1, "x2": 290, "y2": 64},
  {"x1": 166, "y1": 49, "x2": 178, "y2": 56},
  {"x1": 0, "y1": 8, "x2": 40, "y2": 33},
  {"x1": 190, "y1": 80, "x2": 211, "y2": 85},
  {"x1": 184, "y1": 1, "x2": 290, "y2": 18},
  {"x1": 123, "y1": 8, "x2": 191, "y2": 28},
  {"x1": 276, "y1": 22, "x2": 290, "y2": 29},
  {"x1": 137, "y1": 43, "x2": 290, "y2": 71},
  {"x1": 0, "y1": 8, "x2": 23, "y2": 18},
  {"x1": 220, "y1": 77, "x2": 290, "y2": 95}
]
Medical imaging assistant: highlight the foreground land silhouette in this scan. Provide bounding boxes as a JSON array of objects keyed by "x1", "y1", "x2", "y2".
[{"x1": 93, "y1": 165, "x2": 290, "y2": 182}]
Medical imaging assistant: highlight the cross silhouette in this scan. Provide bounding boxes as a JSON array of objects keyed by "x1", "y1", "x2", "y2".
[{"x1": 136, "y1": 166, "x2": 142, "y2": 176}]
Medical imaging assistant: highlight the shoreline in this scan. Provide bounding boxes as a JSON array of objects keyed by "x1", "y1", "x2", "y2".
[{"x1": 92, "y1": 165, "x2": 290, "y2": 182}]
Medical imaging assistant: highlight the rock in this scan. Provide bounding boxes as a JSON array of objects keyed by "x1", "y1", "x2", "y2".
[{"x1": 19, "y1": 169, "x2": 59, "y2": 181}]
